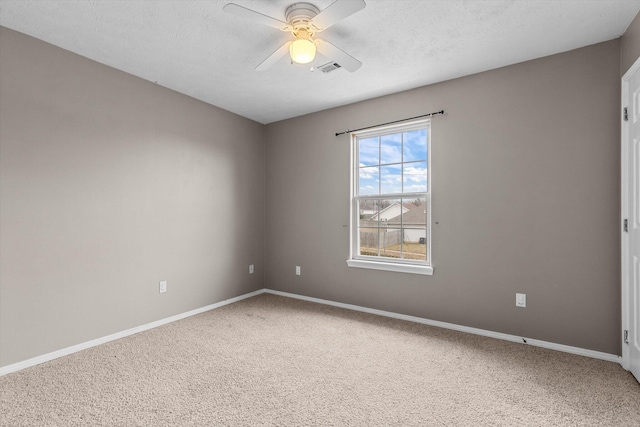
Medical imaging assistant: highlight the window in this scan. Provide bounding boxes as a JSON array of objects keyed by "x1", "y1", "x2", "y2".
[{"x1": 347, "y1": 119, "x2": 433, "y2": 275}]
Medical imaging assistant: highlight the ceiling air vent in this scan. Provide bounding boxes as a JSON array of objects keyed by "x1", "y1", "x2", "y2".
[{"x1": 318, "y1": 62, "x2": 342, "y2": 73}]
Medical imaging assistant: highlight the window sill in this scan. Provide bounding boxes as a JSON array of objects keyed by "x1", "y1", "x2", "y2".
[{"x1": 346, "y1": 259, "x2": 433, "y2": 275}]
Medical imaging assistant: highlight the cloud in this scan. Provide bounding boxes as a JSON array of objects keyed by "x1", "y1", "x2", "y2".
[
  {"x1": 380, "y1": 134, "x2": 401, "y2": 164},
  {"x1": 381, "y1": 175, "x2": 402, "y2": 183},
  {"x1": 403, "y1": 183, "x2": 428, "y2": 193},
  {"x1": 359, "y1": 167, "x2": 378, "y2": 179},
  {"x1": 380, "y1": 145, "x2": 401, "y2": 164},
  {"x1": 403, "y1": 129, "x2": 427, "y2": 162},
  {"x1": 403, "y1": 166, "x2": 427, "y2": 175},
  {"x1": 358, "y1": 137, "x2": 379, "y2": 165},
  {"x1": 403, "y1": 164, "x2": 427, "y2": 189}
]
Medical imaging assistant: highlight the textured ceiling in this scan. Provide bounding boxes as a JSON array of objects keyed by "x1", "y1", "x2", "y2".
[{"x1": 0, "y1": 0, "x2": 638, "y2": 124}]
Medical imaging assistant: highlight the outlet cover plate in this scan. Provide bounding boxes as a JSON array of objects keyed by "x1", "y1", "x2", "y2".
[
  {"x1": 516, "y1": 293, "x2": 526, "y2": 308},
  {"x1": 249, "y1": 264, "x2": 254, "y2": 274},
  {"x1": 296, "y1": 266, "x2": 301, "y2": 276},
  {"x1": 159, "y1": 281, "x2": 167, "y2": 294}
]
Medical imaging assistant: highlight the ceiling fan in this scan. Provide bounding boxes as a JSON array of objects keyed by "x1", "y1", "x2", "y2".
[{"x1": 223, "y1": 0, "x2": 366, "y2": 72}]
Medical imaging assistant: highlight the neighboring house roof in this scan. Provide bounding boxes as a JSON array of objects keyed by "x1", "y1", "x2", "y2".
[
  {"x1": 387, "y1": 204, "x2": 427, "y2": 226},
  {"x1": 370, "y1": 202, "x2": 408, "y2": 221}
]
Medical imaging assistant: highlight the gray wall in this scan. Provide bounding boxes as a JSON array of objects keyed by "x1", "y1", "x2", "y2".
[
  {"x1": 622, "y1": 11, "x2": 640, "y2": 75},
  {"x1": 265, "y1": 40, "x2": 622, "y2": 355},
  {"x1": 0, "y1": 27, "x2": 265, "y2": 367},
  {"x1": 2, "y1": 16, "x2": 637, "y2": 368}
]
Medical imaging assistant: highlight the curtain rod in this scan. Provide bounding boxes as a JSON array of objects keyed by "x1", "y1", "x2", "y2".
[{"x1": 334, "y1": 110, "x2": 445, "y2": 137}]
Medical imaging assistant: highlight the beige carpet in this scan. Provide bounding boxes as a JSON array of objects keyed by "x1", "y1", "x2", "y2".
[{"x1": 1, "y1": 294, "x2": 639, "y2": 426}]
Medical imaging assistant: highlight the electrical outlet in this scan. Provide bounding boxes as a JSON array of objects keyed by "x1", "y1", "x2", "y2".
[
  {"x1": 516, "y1": 293, "x2": 526, "y2": 308},
  {"x1": 159, "y1": 281, "x2": 167, "y2": 294},
  {"x1": 249, "y1": 264, "x2": 254, "y2": 274},
  {"x1": 296, "y1": 266, "x2": 301, "y2": 276}
]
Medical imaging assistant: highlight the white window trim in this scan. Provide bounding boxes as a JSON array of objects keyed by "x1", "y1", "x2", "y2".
[
  {"x1": 347, "y1": 118, "x2": 433, "y2": 276},
  {"x1": 346, "y1": 259, "x2": 433, "y2": 275}
]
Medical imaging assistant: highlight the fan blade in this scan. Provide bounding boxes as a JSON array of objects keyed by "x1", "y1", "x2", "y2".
[
  {"x1": 255, "y1": 42, "x2": 292, "y2": 71},
  {"x1": 310, "y1": 0, "x2": 366, "y2": 30},
  {"x1": 316, "y1": 39, "x2": 362, "y2": 72},
  {"x1": 223, "y1": 3, "x2": 289, "y2": 31}
]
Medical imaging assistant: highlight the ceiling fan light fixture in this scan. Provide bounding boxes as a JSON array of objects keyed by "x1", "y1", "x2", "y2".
[
  {"x1": 290, "y1": 38, "x2": 316, "y2": 64},
  {"x1": 224, "y1": 1, "x2": 365, "y2": 72}
]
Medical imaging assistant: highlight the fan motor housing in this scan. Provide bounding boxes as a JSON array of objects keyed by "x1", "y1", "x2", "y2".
[{"x1": 285, "y1": 2, "x2": 319, "y2": 28}]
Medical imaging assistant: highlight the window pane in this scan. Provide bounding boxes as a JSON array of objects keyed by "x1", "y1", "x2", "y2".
[
  {"x1": 401, "y1": 229, "x2": 427, "y2": 260},
  {"x1": 379, "y1": 228, "x2": 403, "y2": 259},
  {"x1": 400, "y1": 198, "x2": 427, "y2": 260},
  {"x1": 403, "y1": 129, "x2": 427, "y2": 162},
  {"x1": 375, "y1": 198, "x2": 401, "y2": 223},
  {"x1": 358, "y1": 228, "x2": 379, "y2": 257},
  {"x1": 375, "y1": 198, "x2": 402, "y2": 257},
  {"x1": 359, "y1": 166, "x2": 379, "y2": 195},
  {"x1": 380, "y1": 133, "x2": 402, "y2": 165},
  {"x1": 358, "y1": 199, "x2": 379, "y2": 222},
  {"x1": 398, "y1": 198, "x2": 427, "y2": 227},
  {"x1": 358, "y1": 199, "x2": 379, "y2": 256},
  {"x1": 380, "y1": 164, "x2": 402, "y2": 194},
  {"x1": 359, "y1": 137, "x2": 379, "y2": 166},
  {"x1": 403, "y1": 161, "x2": 427, "y2": 193}
]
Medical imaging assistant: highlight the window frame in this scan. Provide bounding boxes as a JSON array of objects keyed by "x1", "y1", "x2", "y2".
[{"x1": 347, "y1": 118, "x2": 433, "y2": 275}]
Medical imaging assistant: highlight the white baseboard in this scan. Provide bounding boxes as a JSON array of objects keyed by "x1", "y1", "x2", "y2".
[
  {"x1": 264, "y1": 289, "x2": 622, "y2": 365},
  {"x1": 0, "y1": 289, "x2": 264, "y2": 376},
  {"x1": 1, "y1": 287, "x2": 622, "y2": 376}
]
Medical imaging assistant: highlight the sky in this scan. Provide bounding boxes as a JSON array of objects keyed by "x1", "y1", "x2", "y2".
[{"x1": 358, "y1": 129, "x2": 428, "y2": 196}]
